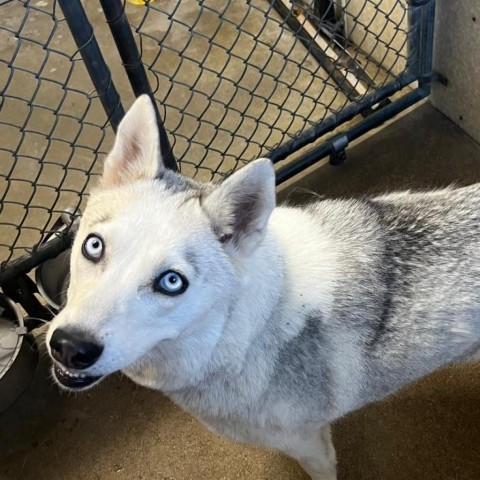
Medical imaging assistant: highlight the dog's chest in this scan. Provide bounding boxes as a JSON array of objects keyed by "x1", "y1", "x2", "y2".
[{"x1": 168, "y1": 384, "x2": 304, "y2": 446}]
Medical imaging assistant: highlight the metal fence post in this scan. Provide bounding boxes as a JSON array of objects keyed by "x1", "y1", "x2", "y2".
[
  {"x1": 57, "y1": 0, "x2": 125, "y2": 132},
  {"x1": 408, "y1": 0, "x2": 436, "y2": 92},
  {"x1": 418, "y1": 0, "x2": 436, "y2": 91},
  {"x1": 98, "y1": 0, "x2": 177, "y2": 171}
]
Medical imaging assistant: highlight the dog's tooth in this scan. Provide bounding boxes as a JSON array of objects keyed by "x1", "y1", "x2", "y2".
[{"x1": 57, "y1": 363, "x2": 93, "y2": 379}]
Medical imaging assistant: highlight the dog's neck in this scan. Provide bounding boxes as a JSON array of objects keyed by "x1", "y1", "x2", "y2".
[{"x1": 213, "y1": 231, "x2": 287, "y2": 364}]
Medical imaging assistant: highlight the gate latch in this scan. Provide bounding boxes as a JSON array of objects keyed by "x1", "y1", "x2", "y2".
[{"x1": 329, "y1": 134, "x2": 349, "y2": 166}]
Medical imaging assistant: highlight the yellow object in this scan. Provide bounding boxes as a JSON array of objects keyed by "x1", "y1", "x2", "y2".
[{"x1": 126, "y1": 0, "x2": 155, "y2": 5}]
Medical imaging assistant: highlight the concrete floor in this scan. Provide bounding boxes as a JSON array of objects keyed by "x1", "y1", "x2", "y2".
[{"x1": 2, "y1": 103, "x2": 480, "y2": 480}]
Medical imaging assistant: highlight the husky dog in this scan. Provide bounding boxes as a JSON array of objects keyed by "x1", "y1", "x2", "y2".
[{"x1": 47, "y1": 95, "x2": 480, "y2": 480}]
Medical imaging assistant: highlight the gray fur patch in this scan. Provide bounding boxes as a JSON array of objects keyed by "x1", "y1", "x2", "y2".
[
  {"x1": 185, "y1": 249, "x2": 200, "y2": 274},
  {"x1": 156, "y1": 169, "x2": 210, "y2": 196},
  {"x1": 363, "y1": 200, "x2": 397, "y2": 348},
  {"x1": 272, "y1": 312, "x2": 333, "y2": 408}
]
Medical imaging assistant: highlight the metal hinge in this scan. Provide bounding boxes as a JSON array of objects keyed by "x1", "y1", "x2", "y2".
[{"x1": 329, "y1": 134, "x2": 349, "y2": 166}]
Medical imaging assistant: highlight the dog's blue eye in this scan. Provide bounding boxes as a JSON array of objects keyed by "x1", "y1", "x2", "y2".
[
  {"x1": 82, "y1": 234, "x2": 104, "y2": 262},
  {"x1": 153, "y1": 271, "x2": 188, "y2": 296}
]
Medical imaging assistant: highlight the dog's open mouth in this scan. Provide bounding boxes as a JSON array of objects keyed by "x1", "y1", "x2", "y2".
[{"x1": 53, "y1": 363, "x2": 104, "y2": 390}]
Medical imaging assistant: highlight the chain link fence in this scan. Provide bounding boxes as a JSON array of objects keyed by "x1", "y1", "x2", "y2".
[
  {"x1": 0, "y1": 0, "x2": 435, "y2": 285},
  {"x1": 1, "y1": 1, "x2": 113, "y2": 275},
  {"x1": 130, "y1": 0, "x2": 410, "y2": 180}
]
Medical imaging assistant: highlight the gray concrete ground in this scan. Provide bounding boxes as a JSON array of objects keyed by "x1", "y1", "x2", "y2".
[{"x1": 2, "y1": 103, "x2": 480, "y2": 480}]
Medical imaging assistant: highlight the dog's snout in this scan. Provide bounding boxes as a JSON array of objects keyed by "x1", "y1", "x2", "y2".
[{"x1": 50, "y1": 328, "x2": 103, "y2": 369}]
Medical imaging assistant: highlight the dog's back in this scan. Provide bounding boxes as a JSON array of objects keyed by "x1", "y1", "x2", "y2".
[
  {"x1": 354, "y1": 185, "x2": 480, "y2": 401},
  {"x1": 305, "y1": 185, "x2": 480, "y2": 408}
]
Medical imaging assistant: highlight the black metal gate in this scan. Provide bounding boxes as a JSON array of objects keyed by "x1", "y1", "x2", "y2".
[{"x1": 0, "y1": 0, "x2": 436, "y2": 297}]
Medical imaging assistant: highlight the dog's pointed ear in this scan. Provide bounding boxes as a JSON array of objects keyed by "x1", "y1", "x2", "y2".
[
  {"x1": 202, "y1": 158, "x2": 276, "y2": 256},
  {"x1": 101, "y1": 95, "x2": 165, "y2": 188}
]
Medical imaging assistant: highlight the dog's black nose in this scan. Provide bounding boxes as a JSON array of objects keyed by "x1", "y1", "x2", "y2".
[{"x1": 50, "y1": 329, "x2": 103, "y2": 369}]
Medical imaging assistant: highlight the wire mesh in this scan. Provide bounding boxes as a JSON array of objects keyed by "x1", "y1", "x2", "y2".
[
  {"x1": 129, "y1": 0, "x2": 411, "y2": 180},
  {"x1": 0, "y1": 0, "x2": 115, "y2": 272},
  {"x1": 0, "y1": 0, "x2": 420, "y2": 276}
]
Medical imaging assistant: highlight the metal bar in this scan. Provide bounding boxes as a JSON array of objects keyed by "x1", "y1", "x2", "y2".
[
  {"x1": 98, "y1": 0, "x2": 177, "y2": 170},
  {"x1": 57, "y1": 0, "x2": 125, "y2": 132},
  {"x1": 418, "y1": 0, "x2": 436, "y2": 91},
  {"x1": 407, "y1": 1, "x2": 422, "y2": 78},
  {"x1": 274, "y1": 87, "x2": 429, "y2": 185},
  {"x1": 269, "y1": 72, "x2": 416, "y2": 164},
  {"x1": 0, "y1": 230, "x2": 76, "y2": 287},
  {"x1": 407, "y1": 0, "x2": 436, "y2": 88},
  {"x1": 272, "y1": 0, "x2": 373, "y2": 101},
  {"x1": 2, "y1": 275, "x2": 54, "y2": 320},
  {"x1": 0, "y1": 80, "x2": 420, "y2": 285}
]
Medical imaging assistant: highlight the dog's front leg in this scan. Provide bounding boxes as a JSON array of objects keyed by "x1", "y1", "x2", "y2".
[{"x1": 286, "y1": 424, "x2": 337, "y2": 480}]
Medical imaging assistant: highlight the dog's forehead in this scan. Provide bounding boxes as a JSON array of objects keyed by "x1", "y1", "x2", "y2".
[
  {"x1": 156, "y1": 169, "x2": 213, "y2": 195},
  {"x1": 77, "y1": 178, "x2": 215, "y2": 267},
  {"x1": 85, "y1": 172, "x2": 213, "y2": 227}
]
